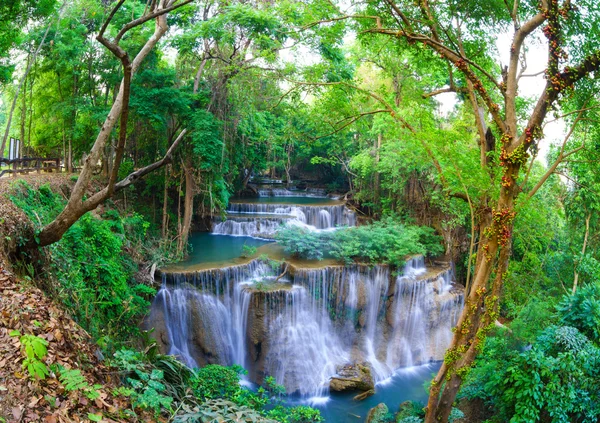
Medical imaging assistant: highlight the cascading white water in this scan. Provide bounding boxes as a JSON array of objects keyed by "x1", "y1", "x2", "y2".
[
  {"x1": 264, "y1": 287, "x2": 349, "y2": 397},
  {"x1": 148, "y1": 257, "x2": 464, "y2": 397},
  {"x1": 153, "y1": 261, "x2": 274, "y2": 369},
  {"x1": 257, "y1": 187, "x2": 328, "y2": 197},
  {"x1": 226, "y1": 203, "x2": 356, "y2": 229},
  {"x1": 212, "y1": 216, "x2": 288, "y2": 238}
]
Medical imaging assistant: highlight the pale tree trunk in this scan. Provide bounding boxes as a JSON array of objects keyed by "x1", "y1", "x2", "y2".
[
  {"x1": 1, "y1": 14, "x2": 56, "y2": 155},
  {"x1": 374, "y1": 133, "x2": 382, "y2": 207},
  {"x1": 35, "y1": 0, "x2": 191, "y2": 248},
  {"x1": 572, "y1": 212, "x2": 591, "y2": 294}
]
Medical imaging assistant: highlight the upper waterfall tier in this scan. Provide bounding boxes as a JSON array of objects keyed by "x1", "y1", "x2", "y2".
[
  {"x1": 212, "y1": 198, "x2": 357, "y2": 237},
  {"x1": 147, "y1": 257, "x2": 464, "y2": 397},
  {"x1": 256, "y1": 187, "x2": 329, "y2": 197}
]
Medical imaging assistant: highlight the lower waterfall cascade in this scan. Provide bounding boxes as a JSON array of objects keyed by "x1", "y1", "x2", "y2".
[{"x1": 146, "y1": 256, "x2": 464, "y2": 398}]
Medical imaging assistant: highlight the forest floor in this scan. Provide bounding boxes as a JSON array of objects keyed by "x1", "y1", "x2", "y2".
[
  {"x1": 0, "y1": 174, "x2": 143, "y2": 423},
  {"x1": 0, "y1": 266, "x2": 136, "y2": 422}
]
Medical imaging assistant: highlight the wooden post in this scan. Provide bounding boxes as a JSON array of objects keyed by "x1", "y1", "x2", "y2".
[{"x1": 36, "y1": 158, "x2": 41, "y2": 173}]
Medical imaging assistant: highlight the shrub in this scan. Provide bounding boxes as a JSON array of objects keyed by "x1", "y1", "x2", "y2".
[
  {"x1": 275, "y1": 217, "x2": 443, "y2": 266},
  {"x1": 10, "y1": 181, "x2": 157, "y2": 340},
  {"x1": 556, "y1": 282, "x2": 600, "y2": 343}
]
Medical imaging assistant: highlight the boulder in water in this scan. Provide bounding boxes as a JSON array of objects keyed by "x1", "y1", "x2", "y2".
[
  {"x1": 330, "y1": 363, "x2": 375, "y2": 392},
  {"x1": 365, "y1": 403, "x2": 389, "y2": 423}
]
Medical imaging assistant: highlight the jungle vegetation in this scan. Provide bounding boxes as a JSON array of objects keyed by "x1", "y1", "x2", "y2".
[{"x1": 1, "y1": 0, "x2": 599, "y2": 422}]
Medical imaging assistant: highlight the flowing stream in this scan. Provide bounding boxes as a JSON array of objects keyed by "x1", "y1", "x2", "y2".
[{"x1": 145, "y1": 191, "x2": 464, "y2": 420}]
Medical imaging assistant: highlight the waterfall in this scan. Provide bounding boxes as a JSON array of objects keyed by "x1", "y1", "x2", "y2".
[
  {"x1": 212, "y1": 216, "x2": 287, "y2": 238},
  {"x1": 226, "y1": 203, "x2": 355, "y2": 229},
  {"x1": 257, "y1": 187, "x2": 328, "y2": 197},
  {"x1": 212, "y1": 203, "x2": 356, "y2": 237},
  {"x1": 263, "y1": 287, "x2": 349, "y2": 397},
  {"x1": 152, "y1": 260, "x2": 277, "y2": 369},
  {"x1": 147, "y1": 258, "x2": 464, "y2": 397}
]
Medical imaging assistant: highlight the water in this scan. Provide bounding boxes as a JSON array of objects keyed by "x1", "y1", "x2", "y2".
[
  {"x1": 257, "y1": 187, "x2": 328, "y2": 197},
  {"x1": 148, "y1": 194, "x2": 464, "y2": 421},
  {"x1": 149, "y1": 259, "x2": 463, "y2": 398},
  {"x1": 214, "y1": 197, "x2": 357, "y2": 237},
  {"x1": 230, "y1": 197, "x2": 341, "y2": 205},
  {"x1": 312, "y1": 363, "x2": 440, "y2": 423},
  {"x1": 167, "y1": 232, "x2": 272, "y2": 270}
]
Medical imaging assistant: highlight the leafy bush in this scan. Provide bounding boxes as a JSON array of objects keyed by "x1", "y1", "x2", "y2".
[
  {"x1": 461, "y1": 285, "x2": 600, "y2": 422},
  {"x1": 276, "y1": 217, "x2": 443, "y2": 266},
  {"x1": 191, "y1": 364, "x2": 246, "y2": 402},
  {"x1": 266, "y1": 405, "x2": 324, "y2": 423},
  {"x1": 556, "y1": 282, "x2": 600, "y2": 342},
  {"x1": 10, "y1": 182, "x2": 157, "y2": 340},
  {"x1": 274, "y1": 225, "x2": 328, "y2": 260},
  {"x1": 174, "y1": 399, "x2": 276, "y2": 423},
  {"x1": 111, "y1": 348, "x2": 194, "y2": 417}
]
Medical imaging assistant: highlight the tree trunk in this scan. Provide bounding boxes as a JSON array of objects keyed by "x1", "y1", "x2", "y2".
[
  {"x1": 1, "y1": 13, "x2": 55, "y2": 155},
  {"x1": 374, "y1": 133, "x2": 382, "y2": 209},
  {"x1": 177, "y1": 162, "x2": 195, "y2": 255},
  {"x1": 35, "y1": 1, "x2": 191, "y2": 247},
  {"x1": 162, "y1": 165, "x2": 170, "y2": 238},
  {"x1": 425, "y1": 166, "x2": 520, "y2": 422},
  {"x1": 572, "y1": 212, "x2": 591, "y2": 293}
]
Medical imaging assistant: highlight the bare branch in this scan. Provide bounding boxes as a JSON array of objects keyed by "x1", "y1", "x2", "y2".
[
  {"x1": 115, "y1": 129, "x2": 187, "y2": 191},
  {"x1": 527, "y1": 109, "x2": 586, "y2": 199}
]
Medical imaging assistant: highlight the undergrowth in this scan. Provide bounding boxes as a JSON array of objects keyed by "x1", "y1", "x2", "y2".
[{"x1": 8, "y1": 181, "x2": 176, "y2": 342}]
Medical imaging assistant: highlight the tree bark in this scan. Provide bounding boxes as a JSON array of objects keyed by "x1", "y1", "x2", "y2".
[
  {"x1": 162, "y1": 165, "x2": 170, "y2": 239},
  {"x1": 177, "y1": 161, "x2": 196, "y2": 255},
  {"x1": 35, "y1": 0, "x2": 191, "y2": 248},
  {"x1": 1, "y1": 7, "x2": 60, "y2": 155}
]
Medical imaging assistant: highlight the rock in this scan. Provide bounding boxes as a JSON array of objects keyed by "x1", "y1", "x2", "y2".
[
  {"x1": 330, "y1": 363, "x2": 375, "y2": 392},
  {"x1": 353, "y1": 389, "x2": 375, "y2": 401},
  {"x1": 365, "y1": 403, "x2": 388, "y2": 423}
]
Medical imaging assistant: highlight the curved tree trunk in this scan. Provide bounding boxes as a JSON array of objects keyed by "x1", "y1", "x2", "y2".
[
  {"x1": 425, "y1": 164, "x2": 520, "y2": 422},
  {"x1": 35, "y1": 0, "x2": 191, "y2": 248}
]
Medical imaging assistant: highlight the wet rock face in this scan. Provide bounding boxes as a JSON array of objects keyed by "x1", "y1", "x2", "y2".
[
  {"x1": 329, "y1": 363, "x2": 375, "y2": 392},
  {"x1": 142, "y1": 304, "x2": 170, "y2": 354}
]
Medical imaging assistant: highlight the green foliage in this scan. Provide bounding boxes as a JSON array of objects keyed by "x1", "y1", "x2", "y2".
[
  {"x1": 10, "y1": 331, "x2": 49, "y2": 380},
  {"x1": 10, "y1": 182, "x2": 156, "y2": 340},
  {"x1": 462, "y1": 285, "x2": 600, "y2": 422},
  {"x1": 275, "y1": 225, "x2": 328, "y2": 260},
  {"x1": 174, "y1": 399, "x2": 276, "y2": 423},
  {"x1": 110, "y1": 348, "x2": 196, "y2": 416},
  {"x1": 241, "y1": 243, "x2": 258, "y2": 258},
  {"x1": 276, "y1": 218, "x2": 444, "y2": 266},
  {"x1": 556, "y1": 283, "x2": 600, "y2": 342},
  {"x1": 266, "y1": 405, "x2": 324, "y2": 423},
  {"x1": 54, "y1": 365, "x2": 102, "y2": 400},
  {"x1": 191, "y1": 364, "x2": 246, "y2": 402}
]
